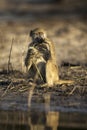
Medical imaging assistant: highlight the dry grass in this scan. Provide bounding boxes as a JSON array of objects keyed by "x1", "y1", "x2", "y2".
[{"x1": 0, "y1": 65, "x2": 87, "y2": 99}]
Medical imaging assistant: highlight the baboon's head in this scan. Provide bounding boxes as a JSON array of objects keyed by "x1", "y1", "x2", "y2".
[{"x1": 30, "y1": 28, "x2": 47, "y2": 43}]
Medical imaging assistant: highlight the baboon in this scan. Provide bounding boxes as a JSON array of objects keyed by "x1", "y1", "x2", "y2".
[
  {"x1": 25, "y1": 28, "x2": 51, "y2": 84},
  {"x1": 25, "y1": 28, "x2": 73, "y2": 86}
]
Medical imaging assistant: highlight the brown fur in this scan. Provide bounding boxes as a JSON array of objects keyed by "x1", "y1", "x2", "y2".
[{"x1": 25, "y1": 28, "x2": 73, "y2": 86}]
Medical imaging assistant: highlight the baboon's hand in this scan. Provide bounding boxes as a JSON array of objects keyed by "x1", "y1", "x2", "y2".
[
  {"x1": 44, "y1": 50, "x2": 51, "y2": 61},
  {"x1": 28, "y1": 47, "x2": 36, "y2": 55}
]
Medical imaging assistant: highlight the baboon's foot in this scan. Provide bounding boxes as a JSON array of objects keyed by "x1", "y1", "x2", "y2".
[
  {"x1": 41, "y1": 83, "x2": 56, "y2": 88},
  {"x1": 40, "y1": 80, "x2": 74, "y2": 88},
  {"x1": 41, "y1": 83, "x2": 48, "y2": 87},
  {"x1": 56, "y1": 80, "x2": 74, "y2": 85}
]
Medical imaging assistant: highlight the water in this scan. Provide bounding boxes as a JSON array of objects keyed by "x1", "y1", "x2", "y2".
[
  {"x1": 0, "y1": 91, "x2": 87, "y2": 130},
  {"x1": 0, "y1": 110, "x2": 87, "y2": 130}
]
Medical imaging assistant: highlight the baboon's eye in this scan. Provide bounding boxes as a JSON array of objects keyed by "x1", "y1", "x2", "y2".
[
  {"x1": 39, "y1": 32, "x2": 44, "y2": 35},
  {"x1": 33, "y1": 33, "x2": 38, "y2": 38},
  {"x1": 39, "y1": 32, "x2": 44, "y2": 38},
  {"x1": 32, "y1": 32, "x2": 36, "y2": 35}
]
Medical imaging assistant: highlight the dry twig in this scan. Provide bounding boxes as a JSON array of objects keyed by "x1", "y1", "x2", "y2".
[
  {"x1": 8, "y1": 38, "x2": 14, "y2": 73},
  {"x1": 1, "y1": 81, "x2": 13, "y2": 98}
]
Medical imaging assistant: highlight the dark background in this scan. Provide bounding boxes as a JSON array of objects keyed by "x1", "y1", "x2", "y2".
[{"x1": 0, "y1": 0, "x2": 87, "y2": 20}]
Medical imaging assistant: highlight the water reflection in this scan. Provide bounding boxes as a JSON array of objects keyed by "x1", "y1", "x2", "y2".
[
  {"x1": 28, "y1": 89, "x2": 60, "y2": 130},
  {"x1": 0, "y1": 87, "x2": 87, "y2": 130}
]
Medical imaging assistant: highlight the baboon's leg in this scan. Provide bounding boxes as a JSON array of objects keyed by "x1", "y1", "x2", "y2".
[
  {"x1": 27, "y1": 65, "x2": 37, "y2": 82},
  {"x1": 45, "y1": 60, "x2": 74, "y2": 87},
  {"x1": 46, "y1": 60, "x2": 59, "y2": 86},
  {"x1": 35, "y1": 62, "x2": 46, "y2": 84}
]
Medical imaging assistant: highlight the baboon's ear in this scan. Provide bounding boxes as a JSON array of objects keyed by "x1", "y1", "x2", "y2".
[{"x1": 30, "y1": 30, "x2": 33, "y2": 37}]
